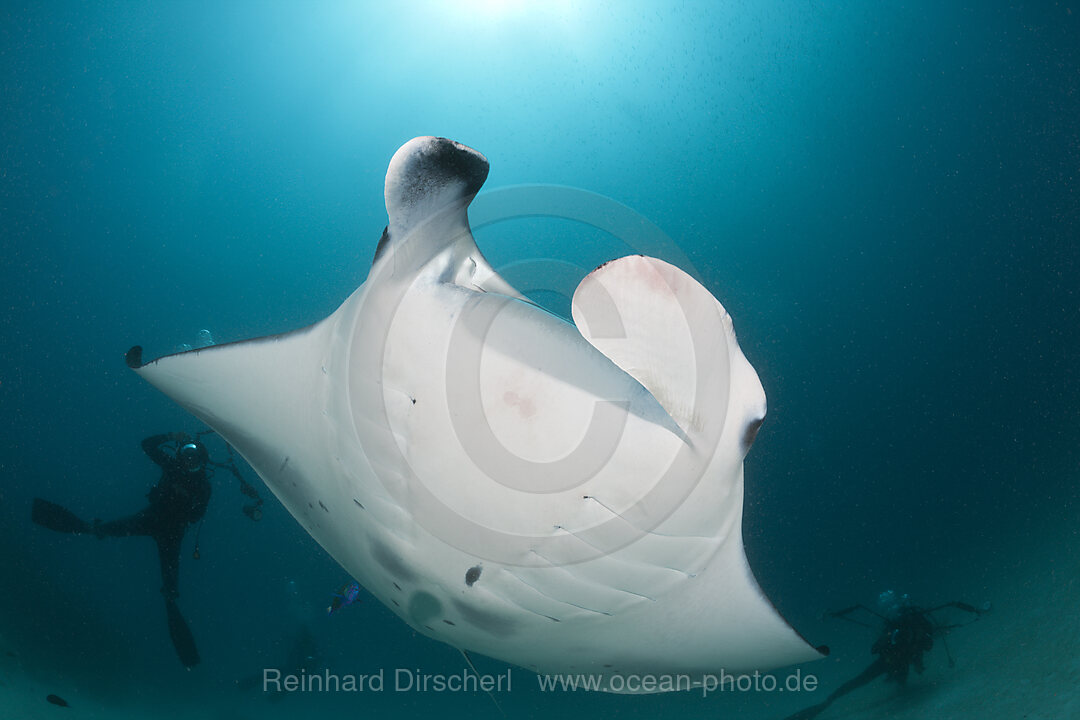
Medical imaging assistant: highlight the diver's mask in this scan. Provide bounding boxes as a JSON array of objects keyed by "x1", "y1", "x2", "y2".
[
  {"x1": 877, "y1": 589, "x2": 912, "y2": 619},
  {"x1": 177, "y1": 442, "x2": 209, "y2": 473}
]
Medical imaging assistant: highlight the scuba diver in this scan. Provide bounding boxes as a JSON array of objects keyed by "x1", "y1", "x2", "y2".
[
  {"x1": 781, "y1": 591, "x2": 989, "y2": 720},
  {"x1": 327, "y1": 581, "x2": 361, "y2": 615},
  {"x1": 31, "y1": 431, "x2": 264, "y2": 669}
]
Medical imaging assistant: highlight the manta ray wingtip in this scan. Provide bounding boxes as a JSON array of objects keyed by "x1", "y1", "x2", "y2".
[{"x1": 125, "y1": 345, "x2": 144, "y2": 369}]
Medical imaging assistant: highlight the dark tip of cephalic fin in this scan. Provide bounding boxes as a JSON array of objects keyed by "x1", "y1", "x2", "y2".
[
  {"x1": 125, "y1": 346, "x2": 144, "y2": 369},
  {"x1": 741, "y1": 416, "x2": 764, "y2": 455},
  {"x1": 384, "y1": 137, "x2": 489, "y2": 233}
]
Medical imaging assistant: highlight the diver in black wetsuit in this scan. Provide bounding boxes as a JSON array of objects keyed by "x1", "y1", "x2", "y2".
[
  {"x1": 781, "y1": 592, "x2": 987, "y2": 720},
  {"x1": 869, "y1": 601, "x2": 935, "y2": 683},
  {"x1": 97, "y1": 433, "x2": 211, "y2": 600},
  {"x1": 32, "y1": 432, "x2": 212, "y2": 668}
]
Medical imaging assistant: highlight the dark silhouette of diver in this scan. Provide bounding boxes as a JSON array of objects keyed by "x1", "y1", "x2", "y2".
[
  {"x1": 31, "y1": 432, "x2": 261, "y2": 669},
  {"x1": 782, "y1": 592, "x2": 988, "y2": 720}
]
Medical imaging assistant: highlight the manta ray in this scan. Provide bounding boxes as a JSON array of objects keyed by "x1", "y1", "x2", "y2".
[{"x1": 126, "y1": 137, "x2": 824, "y2": 690}]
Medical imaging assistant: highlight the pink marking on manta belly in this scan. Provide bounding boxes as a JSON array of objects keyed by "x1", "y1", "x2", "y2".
[{"x1": 503, "y1": 390, "x2": 537, "y2": 418}]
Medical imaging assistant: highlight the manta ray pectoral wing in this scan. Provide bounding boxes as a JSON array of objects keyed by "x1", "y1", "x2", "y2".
[{"x1": 125, "y1": 315, "x2": 359, "y2": 538}]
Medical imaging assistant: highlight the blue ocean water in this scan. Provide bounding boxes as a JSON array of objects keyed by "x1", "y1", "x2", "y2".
[{"x1": 1, "y1": 1, "x2": 1076, "y2": 718}]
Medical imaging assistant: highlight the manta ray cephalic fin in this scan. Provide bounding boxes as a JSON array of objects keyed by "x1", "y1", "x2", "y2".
[
  {"x1": 572, "y1": 255, "x2": 766, "y2": 454},
  {"x1": 374, "y1": 136, "x2": 521, "y2": 298}
]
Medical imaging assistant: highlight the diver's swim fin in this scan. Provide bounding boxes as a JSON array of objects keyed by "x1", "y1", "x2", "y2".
[
  {"x1": 781, "y1": 659, "x2": 886, "y2": 720},
  {"x1": 165, "y1": 599, "x2": 200, "y2": 668},
  {"x1": 31, "y1": 499, "x2": 90, "y2": 535},
  {"x1": 781, "y1": 701, "x2": 831, "y2": 720}
]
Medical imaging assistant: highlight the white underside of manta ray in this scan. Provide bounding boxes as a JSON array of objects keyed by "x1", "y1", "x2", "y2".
[{"x1": 127, "y1": 136, "x2": 825, "y2": 692}]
